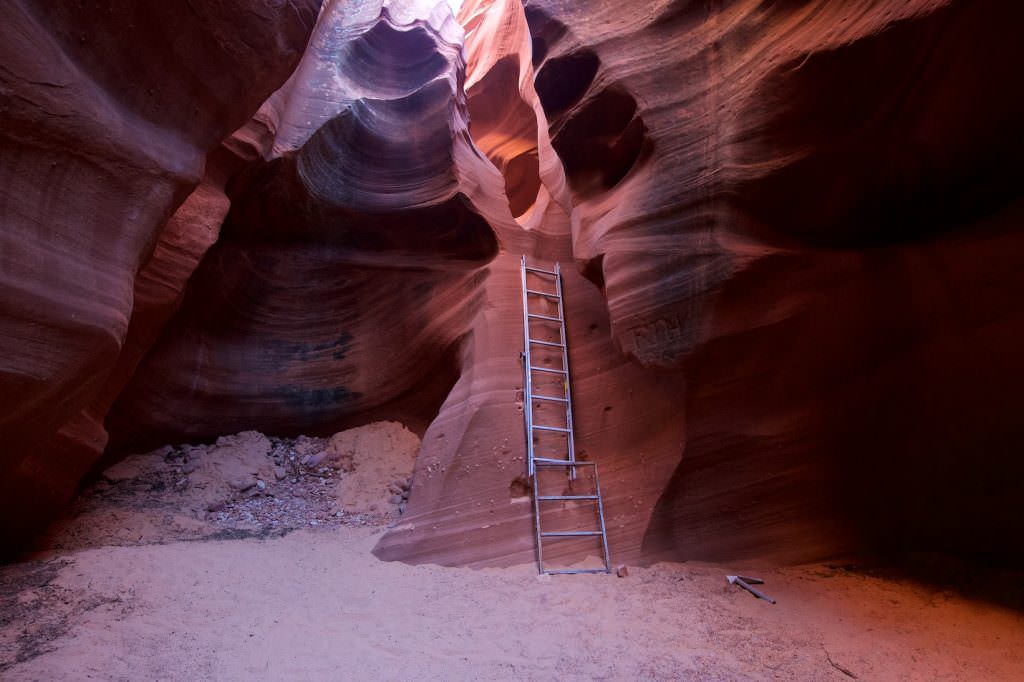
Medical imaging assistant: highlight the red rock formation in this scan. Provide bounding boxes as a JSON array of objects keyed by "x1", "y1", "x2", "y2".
[
  {"x1": 106, "y1": 0, "x2": 502, "y2": 447},
  {"x1": 2, "y1": 0, "x2": 1023, "y2": 569},
  {"x1": 0, "y1": 0, "x2": 320, "y2": 549},
  {"x1": 527, "y1": 0, "x2": 1024, "y2": 564},
  {"x1": 375, "y1": 0, "x2": 684, "y2": 568},
  {"x1": 378, "y1": 0, "x2": 1024, "y2": 567}
]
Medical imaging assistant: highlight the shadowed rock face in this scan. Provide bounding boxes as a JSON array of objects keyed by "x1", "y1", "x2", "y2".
[
  {"x1": 515, "y1": 0, "x2": 1024, "y2": 565},
  {"x1": 379, "y1": 0, "x2": 1024, "y2": 569},
  {"x1": 2, "y1": 0, "x2": 1023, "y2": 568},
  {"x1": 0, "y1": 0, "x2": 321, "y2": 551},
  {"x1": 107, "y1": 1, "x2": 500, "y2": 449}
]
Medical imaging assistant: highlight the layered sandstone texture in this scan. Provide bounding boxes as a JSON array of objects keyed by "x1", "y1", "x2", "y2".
[
  {"x1": 0, "y1": 0, "x2": 322, "y2": 549},
  {"x1": 2, "y1": 0, "x2": 1023, "y2": 567},
  {"x1": 378, "y1": 0, "x2": 1024, "y2": 567},
  {"x1": 512, "y1": 0, "x2": 1024, "y2": 565},
  {"x1": 106, "y1": 0, "x2": 503, "y2": 448}
]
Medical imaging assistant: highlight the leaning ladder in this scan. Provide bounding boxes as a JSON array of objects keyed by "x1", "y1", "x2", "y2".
[{"x1": 520, "y1": 256, "x2": 611, "y2": 574}]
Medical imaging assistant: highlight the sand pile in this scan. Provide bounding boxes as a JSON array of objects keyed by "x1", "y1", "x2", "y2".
[
  {"x1": 33, "y1": 422, "x2": 421, "y2": 553},
  {"x1": 326, "y1": 422, "x2": 421, "y2": 513}
]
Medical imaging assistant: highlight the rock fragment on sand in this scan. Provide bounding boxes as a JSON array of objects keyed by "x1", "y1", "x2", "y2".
[
  {"x1": 617, "y1": 565, "x2": 629, "y2": 578},
  {"x1": 229, "y1": 477, "x2": 257, "y2": 492}
]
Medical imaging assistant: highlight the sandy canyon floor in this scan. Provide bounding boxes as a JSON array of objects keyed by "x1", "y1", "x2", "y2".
[{"x1": 1, "y1": 424, "x2": 1022, "y2": 680}]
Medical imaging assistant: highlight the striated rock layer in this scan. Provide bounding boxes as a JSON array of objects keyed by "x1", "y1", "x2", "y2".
[
  {"x1": 538, "y1": 0, "x2": 1024, "y2": 563},
  {"x1": 107, "y1": 0, "x2": 502, "y2": 448},
  {"x1": 2, "y1": 0, "x2": 1023, "y2": 567},
  {"x1": 374, "y1": 0, "x2": 689, "y2": 568},
  {"x1": 0, "y1": 0, "x2": 321, "y2": 550},
  {"x1": 377, "y1": 0, "x2": 1024, "y2": 566}
]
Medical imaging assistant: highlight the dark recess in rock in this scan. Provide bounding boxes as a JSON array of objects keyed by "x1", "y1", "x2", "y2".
[{"x1": 534, "y1": 49, "x2": 600, "y2": 118}]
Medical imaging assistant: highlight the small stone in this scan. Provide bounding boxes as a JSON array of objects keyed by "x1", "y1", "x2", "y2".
[
  {"x1": 207, "y1": 500, "x2": 226, "y2": 512},
  {"x1": 616, "y1": 565, "x2": 629, "y2": 578},
  {"x1": 256, "y1": 479, "x2": 266, "y2": 490},
  {"x1": 273, "y1": 466, "x2": 287, "y2": 481},
  {"x1": 310, "y1": 520, "x2": 319, "y2": 526},
  {"x1": 229, "y1": 477, "x2": 256, "y2": 492},
  {"x1": 389, "y1": 494, "x2": 404, "y2": 505}
]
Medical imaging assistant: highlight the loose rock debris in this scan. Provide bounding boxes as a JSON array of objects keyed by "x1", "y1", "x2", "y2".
[{"x1": 32, "y1": 422, "x2": 420, "y2": 553}]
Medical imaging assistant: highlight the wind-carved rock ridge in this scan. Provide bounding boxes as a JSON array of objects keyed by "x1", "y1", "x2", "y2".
[
  {"x1": 380, "y1": 0, "x2": 1024, "y2": 569},
  {"x1": 524, "y1": 0, "x2": 1024, "y2": 565},
  {"x1": 107, "y1": 0, "x2": 503, "y2": 450},
  {"x1": 1, "y1": 0, "x2": 1022, "y2": 571},
  {"x1": 0, "y1": 0, "x2": 322, "y2": 552}
]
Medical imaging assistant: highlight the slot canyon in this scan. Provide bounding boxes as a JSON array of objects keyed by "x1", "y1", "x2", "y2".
[{"x1": 1, "y1": 0, "x2": 1022, "y2": 678}]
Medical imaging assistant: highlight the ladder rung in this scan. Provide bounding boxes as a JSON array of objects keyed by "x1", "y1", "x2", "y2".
[
  {"x1": 526, "y1": 289, "x2": 560, "y2": 299},
  {"x1": 534, "y1": 458, "x2": 595, "y2": 466},
  {"x1": 537, "y1": 495, "x2": 599, "y2": 501},
  {"x1": 527, "y1": 313, "x2": 562, "y2": 322},
  {"x1": 529, "y1": 366, "x2": 566, "y2": 375},
  {"x1": 525, "y1": 267, "x2": 557, "y2": 276},
  {"x1": 532, "y1": 394, "x2": 567, "y2": 403},
  {"x1": 528, "y1": 339, "x2": 564, "y2": 348},
  {"x1": 533, "y1": 425, "x2": 570, "y2": 433},
  {"x1": 541, "y1": 531, "x2": 603, "y2": 537},
  {"x1": 543, "y1": 568, "x2": 610, "y2": 575}
]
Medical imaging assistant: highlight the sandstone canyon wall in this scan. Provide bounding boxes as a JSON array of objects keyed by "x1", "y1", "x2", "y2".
[
  {"x1": 0, "y1": 0, "x2": 322, "y2": 550},
  {"x1": 2, "y1": 0, "x2": 1023, "y2": 567},
  {"x1": 106, "y1": 0, "x2": 502, "y2": 447}
]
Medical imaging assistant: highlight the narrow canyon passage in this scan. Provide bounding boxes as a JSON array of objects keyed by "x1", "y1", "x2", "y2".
[{"x1": 1, "y1": 0, "x2": 1023, "y2": 678}]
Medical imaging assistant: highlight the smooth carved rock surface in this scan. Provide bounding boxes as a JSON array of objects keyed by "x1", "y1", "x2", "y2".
[
  {"x1": 0, "y1": 0, "x2": 321, "y2": 549},
  {"x1": 519, "y1": 0, "x2": 1024, "y2": 563},
  {"x1": 377, "y1": 0, "x2": 1024, "y2": 567},
  {"x1": 2, "y1": 0, "x2": 1023, "y2": 569},
  {"x1": 107, "y1": 0, "x2": 503, "y2": 449},
  {"x1": 375, "y1": 0, "x2": 687, "y2": 568},
  {"x1": 459, "y1": 0, "x2": 570, "y2": 221}
]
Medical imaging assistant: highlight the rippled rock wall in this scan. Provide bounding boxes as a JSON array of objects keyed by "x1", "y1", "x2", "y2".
[{"x1": 2, "y1": 0, "x2": 1022, "y2": 566}]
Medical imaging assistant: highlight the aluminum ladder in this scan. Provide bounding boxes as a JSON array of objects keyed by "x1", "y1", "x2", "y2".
[{"x1": 519, "y1": 256, "x2": 611, "y2": 575}]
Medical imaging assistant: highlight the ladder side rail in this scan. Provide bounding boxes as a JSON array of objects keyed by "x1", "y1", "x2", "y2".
[
  {"x1": 593, "y1": 463, "x2": 612, "y2": 573},
  {"x1": 521, "y1": 256, "x2": 536, "y2": 477},
  {"x1": 554, "y1": 263, "x2": 578, "y2": 481},
  {"x1": 532, "y1": 465, "x2": 545, "y2": 572}
]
